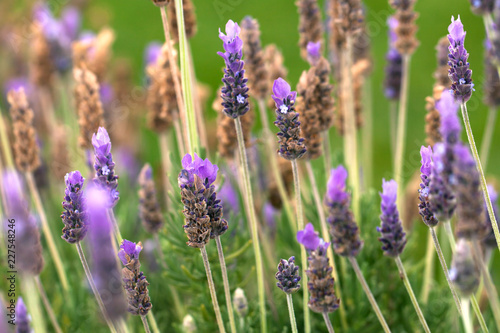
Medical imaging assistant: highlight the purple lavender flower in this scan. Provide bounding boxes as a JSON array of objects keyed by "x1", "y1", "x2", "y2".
[
  {"x1": 272, "y1": 78, "x2": 306, "y2": 160},
  {"x1": 385, "y1": 16, "x2": 403, "y2": 100},
  {"x1": 437, "y1": 90, "x2": 461, "y2": 144},
  {"x1": 219, "y1": 177, "x2": 240, "y2": 217},
  {"x1": 61, "y1": 170, "x2": 88, "y2": 244},
  {"x1": 306, "y1": 41, "x2": 321, "y2": 66},
  {"x1": 86, "y1": 186, "x2": 127, "y2": 320},
  {"x1": 3, "y1": 77, "x2": 32, "y2": 99},
  {"x1": 118, "y1": 240, "x2": 152, "y2": 316},
  {"x1": 297, "y1": 223, "x2": 321, "y2": 251},
  {"x1": 144, "y1": 42, "x2": 162, "y2": 66},
  {"x1": 16, "y1": 297, "x2": 31, "y2": 333},
  {"x1": 483, "y1": 184, "x2": 499, "y2": 248},
  {"x1": 218, "y1": 20, "x2": 250, "y2": 118},
  {"x1": 178, "y1": 153, "x2": 219, "y2": 188},
  {"x1": 263, "y1": 202, "x2": 278, "y2": 232},
  {"x1": 92, "y1": 127, "x2": 119, "y2": 207},
  {"x1": 275, "y1": 256, "x2": 301, "y2": 294},
  {"x1": 448, "y1": 16, "x2": 474, "y2": 103},
  {"x1": 377, "y1": 179, "x2": 407, "y2": 257},
  {"x1": 428, "y1": 143, "x2": 457, "y2": 221},
  {"x1": 324, "y1": 165, "x2": 363, "y2": 257},
  {"x1": 418, "y1": 146, "x2": 439, "y2": 227}
]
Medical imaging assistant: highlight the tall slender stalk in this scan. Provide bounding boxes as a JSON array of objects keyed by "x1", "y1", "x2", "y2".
[
  {"x1": 23, "y1": 276, "x2": 46, "y2": 333},
  {"x1": 483, "y1": 15, "x2": 500, "y2": 79},
  {"x1": 479, "y1": 107, "x2": 497, "y2": 170},
  {"x1": 362, "y1": 80, "x2": 373, "y2": 190},
  {"x1": 25, "y1": 172, "x2": 69, "y2": 291},
  {"x1": 172, "y1": 0, "x2": 199, "y2": 154},
  {"x1": 421, "y1": 230, "x2": 436, "y2": 304},
  {"x1": 158, "y1": 5, "x2": 191, "y2": 154},
  {"x1": 286, "y1": 294, "x2": 298, "y2": 333},
  {"x1": 141, "y1": 315, "x2": 151, "y2": 333},
  {"x1": 394, "y1": 55, "x2": 411, "y2": 212},
  {"x1": 348, "y1": 256, "x2": 391, "y2": 333},
  {"x1": 200, "y1": 247, "x2": 226, "y2": 333},
  {"x1": 0, "y1": 112, "x2": 14, "y2": 167},
  {"x1": 147, "y1": 311, "x2": 161, "y2": 333},
  {"x1": 322, "y1": 131, "x2": 332, "y2": 174},
  {"x1": 460, "y1": 103, "x2": 500, "y2": 253},
  {"x1": 34, "y1": 276, "x2": 63, "y2": 333},
  {"x1": 443, "y1": 221, "x2": 456, "y2": 248},
  {"x1": 234, "y1": 117, "x2": 267, "y2": 332},
  {"x1": 461, "y1": 298, "x2": 473, "y2": 333},
  {"x1": 215, "y1": 236, "x2": 237, "y2": 333},
  {"x1": 76, "y1": 242, "x2": 118, "y2": 333},
  {"x1": 322, "y1": 312, "x2": 335, "y2": 333},
  {"x1": 173, "y1": 118, "x2": 186, "y2": 157},
  {"x1": 107, "y1": 209, "x2": 123, "y2": 245},
  {"x1": 159, "y1": 132, "x2": 171, "y2": 210},
  {"x1": 395, "y1": 257, "x2": 430, "y2": 333},
  {"x1": 429, "y1": 227, "x2": 462, "y2": 315},
  {"x1": 291, "y1": 159, "x2": 310, "y2": 333},
  {"x1": 389, "y1": 101, "x2": 397, "y2": 159}
]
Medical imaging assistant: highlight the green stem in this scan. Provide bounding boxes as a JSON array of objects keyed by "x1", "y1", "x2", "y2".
[
  {"x1": 429, "y1": 227, "x2": 462, "y2": 315},
  {"x1": 286, "y1": 294, "x2": 298, "y2": 333},
  {"x1": 107, "y1": 209, "x2": 123, "y2": 245},
  {"x1": 173, "y1": 118, "x2": 186, "y2": 158},
  {"x1": 25, "y1": 172, "x2": 69, "y2": 292},
  {"x1": 389, "y1": 101, "x2": 397, "y2": 160},
  {"x1": 159, "y1": 132, "x2": 171, "y2": 210},
  {"x1": 394, "y1": 55, "x2": 411, "y2": 214},
  {"x1": 395, "y1": 257, "x2": 430, "y2": 333},
  {"x1": 34, "y1": 276, "x2": 62, "y2": 333},
  {"x1": 76, "y1": 242, "x2": 118, "y2": 333},
  {"x1": 442, "y1": 221, "x2": 456, "y2": 249},
  {"x1": 215, "y1": 236, "x2": 237, "y2": 333},
  {"x1": 322, "y1": 312, "x2": 335, "y2": 333},
  {"x1": 479, "y1": 107, "x2": 497, "y2": 171},
  {"x1": 362, "y1": 79, "x2": 373, "y2": 190},
  {"x1": 460, "y1": 103, "x2": 500, "y2": 254},
  {"x1": 200, "y1": 246, "x2": 226, "y2": 333},
  {"x1": 23, "y1": 276, "x2": 46, "y2": 333},
  {"x1": 147, "y1": 311, "x2": 161, "y2": 333},
  {"x1": 291, "y1": 159, "x2": 310, "y2": 333},
  {"x1": 322, "y1": 131, "x2": 332, "y2": 175},
  {"x1": 172, "y1": 0, "x2": 199, "y2": 154},
  {"x1": 348, "y1": 256, "x2": 391, "y2": 333},
  {"x1": 0, "y1": 111, "x2": 14, "y2": 168},
  {"x1": 234, "y1": 117, "x2": 267, "y2": 332},
  {"x1": 141, "y1": 315, "x2": 151, "y2": 333},
  {"x1": 461, "y1": 298, "x2": 473, "y2": 333},
  {"x1": 421, "y1": 229, "x2": 435, "y2": 304}
]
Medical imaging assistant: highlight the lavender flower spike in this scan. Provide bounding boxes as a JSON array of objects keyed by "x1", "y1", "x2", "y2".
[
  {"x1": 449, "y1": 239, "x2": 480, "y2": 296},
  {"x1": 92, "y1": 127, "x2": 119, "y2": 207},
  {"x1": 437, "y1": 90, "x2": 461, "y2": 144},
  {"x1": 272, "y1": 78, "x2": 306, "y2": 160},
  {"x1": 385, "y1": 16, "x2": 403, "y2": 100},
  {"x1": 119, "y1": 239, "x2": 153, "y2": 316},
  {"x1": 218, "y1": 20, "x2": 249, "y2": 118},
  {"x1": 324, "y1": 165, "x2": 363, "y2": 257},
  {"x1": 297, "y1": 222, "x2": 321, "y2": 251},
  {"x1": 16, "y1": 297, "x2": 32, "y2": 333},
  {"x1": 418, "y1": 146, "x2": 438, "y2": 227},
  {"x1": 275, "y1": 256, "x2": 301, "y2": 294},
  {"x1": 448, "y1": 16, "x2": 474, "y2": 103},
  {"x1": 377, "y1": 179, "x2": 407, "y2": 258},
  {"x1": 61, "y1": 170, "x2": 88, "y2": 243}
]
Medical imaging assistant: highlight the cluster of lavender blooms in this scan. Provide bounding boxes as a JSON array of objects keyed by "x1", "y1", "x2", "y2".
[
  {"x1": 92, "y1": 127, "x2": 120, "y2": 207},
  {"x1": 447, "y1": 16, "x2": 474, "y2": 103},
  {"x1": 33, "y1": 3, "x2": 81, "y2": 73},
  {"x1": 377, "y1": 179, "x2": 407, "y2": 258},
  {"x1": 275, "y1": 256, "x2": 301, "y2": 294},
  {"x1": 297, "y1": 223, "x2": 339, "y2": 314},
  {"x1": 178, "y1": 153, "x2": 228, "y2": 248},
  {"x1": 324, "y1": 166, "x2": 363, "y2": 257},
  {"x1": 118, "y1": 240, "x2": 153, "y2": 316},
  {"x1": 384, "y1": 16, "x2": 403, "y2": 100},
  {"x1": 61, "y1": 171, "x2": 87, "y2": 243},
  {"x1": 16, "y1": 297, "x2": 32, "y2": 332},
  {"x1": 218, "y1": 20, "x2": 250, "y2": 118},
  {"x1": 272, "y1": 78, "x2": 307, "y2": 160}
]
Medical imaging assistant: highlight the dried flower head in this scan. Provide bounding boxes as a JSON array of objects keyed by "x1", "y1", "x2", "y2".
[
  {"x1": 484, "y1": 41, "x2": 500, "y2": 108},
  {"x1": 168, "y1": 0, "x2": 197, "y2": 41},
  {"x1": 449, "y1": 239, "x2": 480, "y2": 296},
  {"x1": 469, "y1": 0, "x2": 494, "y2": 15},
  {"x1": 138, "y1": 164, "x2": 164, "y2": 234},
  {"x1": 390, "y1": 0, "x2": 419, "y2": 55},
  {"x1": 435, "y1": 37, "x2": 452, "y2": 87},
  {"x1": 296, "y1": 0, "x2": 324, "y2": 60},
  {"x1": 448, "y1": 16, "x2": 474, "y2": 103},
  {"x1": 7, "y1": 88, "x2": 41, "y2": 172},
  {"x1": 272, "y1": 78, "x2": 307, "y2": 160},
  {"x1": 31, "y1": 23, "x2": 54, "y2": 87},
  {"x1": 424, "y1": 85, "x2": 445, "y2": 146},
  {"x1": 276, "y1": 256, "x2": 301, "y2": 294},
  {"x1": 52, "y1": 124, "x2": 71, "y2": 180},
  {"x1": 92, "y1": 127, "x2": 119, "y2": 207},
  {"x1": 61, "y1": 170, "x2": 88, "y2": 243}
]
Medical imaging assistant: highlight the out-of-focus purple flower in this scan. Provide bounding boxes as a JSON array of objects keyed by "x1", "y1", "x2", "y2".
[
  {"x1": 92, "y1": 127, "x2": 119, "y2": 207},
  {"x1": 306, "y1": 41, "x2": 321, "y2": 65},
  {"x1": 449, "y1": 238, "x2": 480, "y2": 296},
  {"x1": 436, "y1": 90, "x2": 461, "y2": 144},
  {"x1": 144, "y1": 42, "x2": 162, "y2": 66},
  {"x1": 469, "y1": 0, "x2": 494, "y2": 15},
  {"x1": 418, "y1": 146, "x2": 438, "y2": 227},
  {"x1": 483, "y1": 184, "x2": 499, "y2": 248},
  {"x1": 114, "y1": 147, "x2": 140, "y2": 184},
  {"x1": 4, "y1": 77, "x2": 32, "y2": 99},
  {"x1": 61, "y1": 170, "x2": 87, "y2": 244},
  {"x1": 16, "y1": 297, "x2": 31, "y2": 332},
  {"x1": 297, "y1": 223, "x2": 321, "y2": 251},
  {"x1": 377, "y1": 179, "x2": 407, "y2": 257},
  {"x1": 385, "y1": 16, "x2": 403, "y2": 100},
  {"x1": 118, "y1": 239, "x2": 143, "y2": 265},
  {"x1": 429, "y1": 143, "x2": 457, "y2": 221},
  {"x1": 99, "y1": 84, "x2": 114, "y2": 110},
  {"x1": 326, "y1": 166, "x2": 349, "y2": 203},
  {"x1": 179, "y1": 153, "x2": 219, "y2": 188},
  {"x1": 60, "y1": 7, "x2": 81, "y2": 41},
  {"x1": 448, "y1": 16, "x2": 474, "y2": 103},
  {"x1": 263, "y1": 202, "x2": 279, "y2": 231},
  {"x1": 219, "y1": 177, "x2": 240, "y2": 216},
  {"x1": 86, "y1": 186, "x2": 127, "y2": 320}
]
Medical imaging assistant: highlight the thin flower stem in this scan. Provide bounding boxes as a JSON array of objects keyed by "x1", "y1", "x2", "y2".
[
  {"x1": 460, "y1": 103, "x2": 500, "y2": 253},
  {"x1": 482, "y1": 14, "x2": 500, "y2": 79},
  {"x1": 461, "y1": 297, "x2": 473, "y2": 333},
  {"x1": 172, "y1": 0, "x2": 199, "y2": 154},
  {"x1": 234, "y1": 117, "x2": 267, "y2": 332},
  {"x1": 394, "y1": 55, "x2": 411, "y2": 214},
  {"x1": 322, "y1": 131, "x2": 332, "y2": 174},
  {"x1": 362, "y1": 79, "x2": 373, "y2": 190},
  {"x1": 443, "y1": 221, "x2": 456, "y2": 249},
  {"x1": 107, "y1": 209, "x2": 123, "y2": 245},
  {"x1": 173, "y1": 117, "x2": 186, "y2": 157},
  {"x1": 25, "y1": 172, "x2": 69, "y2": 292},
  {"x1": 34, "y1": 276, "x2": 63, "y2": 333},
  {"x1": 389, "y1": 101, "x2": 397, "y2": 160},
  {"x1": 141, "y1": 315, "x2": 151, "y2": 333},
  {"x1": 291, "y1": 159, "x2": 310, "y2": 333},
  {"x1": 215, "y1": 236, "x2": 237, "y2": 333},
  {"x1": 429, "y1": 227, "x2": 462, "y2": 315},
  {"x1": 395, "y1": 257, "x2": 431, "y2": 333},
  {"x1": 147, "y1": 311, "x2": 161, "y2": 333},
  {"x1": 257, "y1": 98, "x2": 270, "y2": 133},
  {"x1": 421, "y1": 229, "x2": 436, "y2": 304},
  {"x1": 348, "y1": 256, "x2": 391, "y2": 333},
  {"x1": 479, "y1": 107, "x2": 497, "y2": 172},
  {"x1": 286, "y1": 294, "x2": 298, "y2": 333},
  {"x1": 154, "y1": 234, "x2": 168, "y2": 269},
  {"x1": 200, "y1": 246, "x2": 226, "y2": 333},
  {"x1": 322, "y1": 312, "x2": 335, "y2": 333},
  {"x1": 23, "y1": 276, "x2": 46, "y2": 333},
  {"x1": 76, "y1": 242, "x2": 118, "y2": 333},
  {"x1": 159, "y1": 132, "x2": 171, "y2": 210},
  {"x1": 159, "y1": 5, "x2": 191, "y2": 154},
  {"x1": 472, "y1": 240, "x2": 500, "y2": 330},
  {"x1": 0, "y1": 111, "x2": 14, "y2": 168}
]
